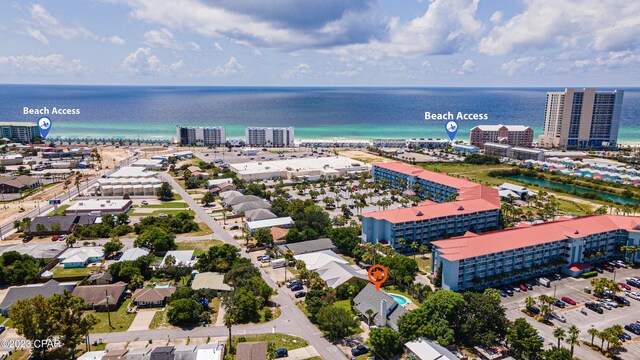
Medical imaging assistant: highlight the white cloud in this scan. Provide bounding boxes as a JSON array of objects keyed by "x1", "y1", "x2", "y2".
[
  {"x1": 25, "y1": 28, "x2": 48, "y2": 44},
  {"x1": 456, "y1": 59, "x2": 475, "y2": 75},
  {"x1": 490, "y1": 11, "x2": 503, "y2": 24},
  {"x1": 283, "y1": 63, "x2": 310, "y2": 79},
  {"x1": 332, "y1": 63, "x2": 362, "y2": 77},
  {"x1": 210, "y1": 56, "x2": 244, "y2": 77},
  {"x1": 480, "y1": 0, "x2": 640, "y2": 56},
  {"x1": 144, "y1": 28, "x2": 182, "y2": 50},
  {"x1": 122, "y1": 47, "x2": 182, "y2": 75},
  {"x1": 188, "y1": 42, "x2": 201, "y2": 51},
  {"x1": 573, "y1": 51, "x2": 640, "y2": 69},
  {"x1": 0, "y1": 54, "x2": 83, "y2": 75},
  {"x1": 500, "y1": 56, "x2": 535, "y2": 76},
  {"x1": 214, "y1": 42, "x2": 224, "y2": 52},
  {"x1": 24, "y1": 4, "x2": 124, "y2": 45}
]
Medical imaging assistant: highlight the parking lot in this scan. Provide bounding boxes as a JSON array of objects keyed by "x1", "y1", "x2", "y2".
[{"x1": 501, "y1": 268, "x2": 640, "y2": 359}]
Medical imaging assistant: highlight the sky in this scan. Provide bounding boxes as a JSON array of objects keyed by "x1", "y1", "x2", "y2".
[{"x1": 1, "y1": 0, "x2": 639, "y2": 87}]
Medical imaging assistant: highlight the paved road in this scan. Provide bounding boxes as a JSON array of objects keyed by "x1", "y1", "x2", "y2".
[{"x1": 89, "y1": 173, "x2": 344, "y2": 359}]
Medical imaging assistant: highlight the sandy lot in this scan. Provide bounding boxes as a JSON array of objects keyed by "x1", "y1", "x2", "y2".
[{"x1": 337, "y1": 150, "x2": 390, "y2": 163}]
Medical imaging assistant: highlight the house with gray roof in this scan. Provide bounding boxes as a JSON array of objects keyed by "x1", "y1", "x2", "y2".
[
  {"x1": 235, "y1": 342, "x2": 267, "y2": 360},
  {"x1": 0, "y1": 280, "x2": 76, "y2": 315},
  {"x1": 173, "y1": 345, "x2": 197, "y2": 360},
  {"x1": 405, "y1": 338, "x2": 458, "y2": 360},
  {"x1": 29, "y1": 215, "x2": 98, "y2": 235},
  {"x1": 232, "y1": 200, "x2": 271, "y2": 215},
  {"x1": 125, "y1": 347, "x2": 152, "y2": 360},
  {"x1": 225, "y1": 195, "x2": 263, "y2": 207},
  {"x1": 0, "y1": 175, "x2": 39, "y2": 193},
  {"x1": 149, "y1": 346, "x2": 175, "y2": 360},
  {"x1": 315, "y1": 262, "x2": 368, "y2": 289},
  {"x1": 352, "y1": 283, "x2": 408, "y2": 332},
  {"x1": 277, "y1": 238, "x2": 336, "y2": 255},
  {"x1": 244, "y1": 208, "x2": 277, "y2": 222}
]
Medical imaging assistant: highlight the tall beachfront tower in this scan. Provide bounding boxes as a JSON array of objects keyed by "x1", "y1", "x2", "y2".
[
  {"x1": 245, "y1": 127, "x2": 294, "y2": 147},
  {"x1": 176, "y1": 126, "x2": 226, "y2": 146},
  {"x1": 538, "y1": 88, "x2": 623, "y2": 150}
]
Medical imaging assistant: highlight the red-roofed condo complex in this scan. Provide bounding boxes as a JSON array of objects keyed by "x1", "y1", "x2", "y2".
[
  {"x1": 432, "y1": 215, "x2": 640, "y2": 291},
  {"x1": 361, "y1": 162, "x2": 502, "y2": 249}
]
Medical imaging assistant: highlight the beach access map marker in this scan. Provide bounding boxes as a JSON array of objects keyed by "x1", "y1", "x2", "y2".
[
  {"x1": 38, "y1": 116, "x2": 52, "y2": 139},
  {"x1": 445, "y1": 120, "x2": 458, "y2": 141},
  {"x1": 368, "y1": 264, "x2": 388, "y2": 291}
]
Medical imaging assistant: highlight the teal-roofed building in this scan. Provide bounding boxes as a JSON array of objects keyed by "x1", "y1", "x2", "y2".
[{"x1": 0, "y1": 122, "x2": 38, "y2": 143}]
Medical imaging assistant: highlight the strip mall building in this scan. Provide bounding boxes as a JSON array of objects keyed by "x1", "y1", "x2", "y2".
[{"x1": 361, "y1": 162, "x2": 502, "y2": 247}]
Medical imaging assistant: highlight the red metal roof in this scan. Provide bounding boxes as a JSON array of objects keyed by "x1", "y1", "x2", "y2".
[
  {"x1": 433, "y1": 215, "x2": 640, "y2": 261},
  {"x1": 364, "y1": 162, "x2": 500, "y2": 223}
]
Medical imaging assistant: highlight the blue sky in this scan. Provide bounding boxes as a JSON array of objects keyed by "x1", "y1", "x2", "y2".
[{"x1": 0, "y1": 0, "x2": 639, "y2": 86}]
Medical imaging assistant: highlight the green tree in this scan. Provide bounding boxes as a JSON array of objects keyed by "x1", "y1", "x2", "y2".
[
  {"x1": 35, "y1": 223, "x2": 46, "y2": 233},
  {"x1": 116, "y1": 212, "x2": 129, "y2": 226},
  {"x1": 0, "y1": 251, "x2": 42, "y2": 286},
  {"x1": 365, "y1": 308, "x2": 374, "y2": 328},
  {"x1": 167, "y1": 298, "x2": 205, "y2": 325},
  {"x1": 543, "y1": 347, "x2": 572, "y2": 360},
  {"x1": 225, "y1": 286, "x2": 260, "y2": 323},
  {"x1": 506, "y1": 318, "x2": 543, "y2": 360},
  {"x1": 328, "y1": 227, "x2": 360, "y2": 255},
  {"x1": 196, "y1": 244, "x2": 240, "y2": 273},
  {"x1": 103, "y1": 239, "x2": 124, "y2": 257},
  {"x1": 587, "y1": 327, "x2": 599, "y2": 346},
  {"x1": 266, "y1": 341, "x2": 277, "y2": 360},
  {"x1": 129, "y1": 274, "x2": 144, "y2": 291},
  {"x1": 9, "y1": 295, "x2": 56, "y2": 359},
  {"x1": 156, "y1": 182, "x2": 174, "y2": 201},
  {"x1": 566, "y1": 325, "x2": 580, "y2": 357},
  {"x1": 134, "y1": 226, "x2": 176, "y2": 252},
  {"x1": 316, "y1": 305, "x2": 359, "y2": 340},
  {"x1": 49, "y1": 290, "x2": 98, "y2": 356},
  {"x1": 369, "y1": 327, "x2": 402, "y2": 359},
  {"x1": 254, "y1": 228, "x2": 274, "y2": 247},
  {"x1": 201, "y1": 191, "x2": 216, "y2": 206},
  {"x1": 553, "y1": 327, "x2": 566, "y2": 349},
  {"x1": 458, "y1": 291, "x2": 509, "y2": 347}
]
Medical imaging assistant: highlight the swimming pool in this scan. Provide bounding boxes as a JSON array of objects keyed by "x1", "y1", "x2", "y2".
[{"x1": 390, "y1": 293, "x2": 412, "y2": 306}]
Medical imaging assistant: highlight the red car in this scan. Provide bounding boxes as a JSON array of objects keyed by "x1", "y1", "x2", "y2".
[
  {"x1": 561, "y1": 297, "x2": 576, "y2": 306},
  {"x1": 51, "y1": 235, "x2": 60, "y2": 241},
  {"x1": 619, "y1": 282, "x2": 631, "y2": 291},
  {"x1": 519, "y1": 284, "x2": 528, "y2": 292}
]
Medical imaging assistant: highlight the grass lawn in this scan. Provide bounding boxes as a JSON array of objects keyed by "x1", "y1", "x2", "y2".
[
  {"x1": 232, "y1": 334, "x2": 308, "y2": 351},
  {"x1": 150, "y1": 309, "x2": 169, "y2": 329},
  {"x1": 185, "y1": 222, "x2": 214, "y2": 237},
  {"x1": 338, "y1": 253, "x2": 356, "y2": 265},
  {"x1": 47, "y1": 204, "x2": 70, "y2": 216},
  {"x1": 52, "y1": 265, "x2": 99, "y2": 279},
  {"x1": 418, "y1": 162, "x2": 514, "y2": 186},
  {"x1": 333, "y1": 300, "x2": 363, "y2": 335},
  {"x1": 176, "y1": 239, "x2": 223, "y2": 254},
  {"x1": 383, "y1": 285, "x2": 421, "y2": 305},
  {"x1": 140, "y1": 202, "x2": 189, "y2": 209},
  {"x1": 414, "y1": 254, "x2": 432, "y2": 273},
  {"x1": 89, "y1": 298, "x2": 136, "y2": 333},
  {"x1": 130, "y1": 209, "x2": 195, "y2": 216},
  {"x1": 258, "y1": 305, "x2": 281, "y2": 323},
  {"x1": 172, "y1": 193, "x2": 182, "y2": 201}
]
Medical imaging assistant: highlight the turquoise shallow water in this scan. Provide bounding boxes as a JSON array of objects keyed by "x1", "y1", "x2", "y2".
[{"x1": 2, "y1": 85, "x2": 640, "y2": 142}]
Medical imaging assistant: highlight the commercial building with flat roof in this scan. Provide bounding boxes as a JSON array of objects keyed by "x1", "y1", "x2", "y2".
[
  {"x1": 245, "y1": 217, "x2": 294, "y2": 233},
  {"x1": 230, "y1": 156, "x2": 369, "y2": 181},
  {"x1": 432, "y1": 215, "x2": 640, "y2": 291},
  {"x1": 245, "y1": 127, "x2": 294, "y2": 147},
  {"x1": 407, "y1": 138, "x2": 449, "y2": 149},
  {"x1": 176, "y1": 126, "x2": 226, "y2": 146},
  {"x1": 484, "y1": 143, "x2": 545, "y2": 161},
  {"x1": 65, "y1": 199, "x2": 133, "y2": 215},
  {"x1": 299, "y1": 139, "x2": 370, "y2": 148},
  {"x1": 452, "y1": 143, "x2": 479, "y2": 154},
  {"x1": 372, "y1": 138, "x2": 407, "y2": 148},
  {"x1": 362, "y1": 162, "x2": 501, "y2": 248},
  {"x1": 538, "y1": 88, "x2": 623, "y2": 150},
  {"x1": 0, "y1": 122, "x2": 38, "y2": 143},
  {"x1": 470, "y1": 124, "x2": 534, "y2": 148}
]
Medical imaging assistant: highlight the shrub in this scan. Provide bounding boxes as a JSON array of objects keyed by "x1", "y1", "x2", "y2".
[{"x1": 581, "y1": 271, "x2": 598, "y2": 278}]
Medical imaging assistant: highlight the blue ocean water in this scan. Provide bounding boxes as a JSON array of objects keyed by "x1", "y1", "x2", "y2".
[{"x1": 1, "y1": 85, "x2": 640, "y2": 142}]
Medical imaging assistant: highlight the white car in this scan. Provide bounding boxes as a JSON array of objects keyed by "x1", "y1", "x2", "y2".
[
  {"x1": 599, "y1": 301, "x2": 612, "y2": 310},
  {"x1": 615, "y1": 260, "x2": 628, "y2": 268},
  {"x1": 551, "y1": 312, "x2": 566, "y2": 323},
  {"x1": 603, "y1": 299, "x2": 618, "y2": 308},
  {"x1": 626, "y1": 292, "x2": 640, "y2": 301}
]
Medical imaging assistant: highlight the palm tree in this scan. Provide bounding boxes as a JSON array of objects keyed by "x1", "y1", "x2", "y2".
[
  {"x1": 525, "y1": 296, "x2": 536, "y2": 309},
  {"x1": 224, "y1": 313, "x2": 235, "y2": 355},
  {"x1": 553, "y1": 327, "x2": 566, "y2": 349},
  {"x1": 540, "y1": 304, "x2": 551, "y2": 320},
  {"x1": 410, "y1": 241, "x2": 419, "y2": 259},
  {"x1": 365, "y1": 308, "x2": 374, "y2": 328},
  {"x1": 587, "y1": 327, "x2": 599, "y2": 346},
  {"x1": 567, "y1": 325, "x2": 580, "y2": 357},
  {"x1": 397, "y1": 238, "x2": 406, "y2": 253}
]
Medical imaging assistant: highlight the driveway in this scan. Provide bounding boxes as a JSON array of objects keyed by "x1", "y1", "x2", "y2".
[
  {"x1": 128, "y1": 310, "x2": 157, "y2": 331},
  {"x1": 287, "y1": 345, "x2": 320, "y2": 359}
]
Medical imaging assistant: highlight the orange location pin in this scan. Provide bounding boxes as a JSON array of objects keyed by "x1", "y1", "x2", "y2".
[{"x1": 368, "y1": 264, "x2": 388, "y2": 291}]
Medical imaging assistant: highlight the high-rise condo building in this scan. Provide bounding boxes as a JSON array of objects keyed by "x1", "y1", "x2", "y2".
[
  {"x1": 538, "y1": 88, "x2": 623, "y2": 150},
  {"x1": 245, "y1": 127, "x2": 294, "y2": 147},
  {"x1": 0, "y1": 122, "x2": 38, "y2": 143},
  {"x1": 176, "y1": 126, "x2": 226, "y2": 146},
  {"x1": 469, "y1": 124, "x2": 534, "y2": 148}
]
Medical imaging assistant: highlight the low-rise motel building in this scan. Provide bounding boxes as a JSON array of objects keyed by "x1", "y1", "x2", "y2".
[
  {"x1": 361, "y1": 162, "x2": 501, "y2": 247},
  {"x1": 432, "y1": 215, "x2": 640, "y2": 291}
]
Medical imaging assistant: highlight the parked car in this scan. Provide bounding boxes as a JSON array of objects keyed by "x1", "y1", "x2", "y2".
[
  {"x1": 627, "y1": 292, "x2": 640, "y2": 301},
  {"x1": 294, "y1": 291, "x2": 306, "y2": 298},
  {"x1": 602, "y1": 298, "x2": 618, "y2": 308},
  {"x1": 229, "y1": 225, "x2": 239, "y2": 230},
  {"x1": 594, "y1": 267, "x2": 603, "y2": 273},
  {"x1": 498, "y1": 290, "x2": 508, "y2": 297},
  {"x1": 615, "y1": 260, "x2": 628, "y2": 268},
  {"x1": 526, "y1": 283, "x2": 534, "y2": 290},
  {"x1": 553, "y1": 273, "x2": 562, "y2": 280},
  {"x1": 51, "y1": 235, "x2": 60, "y2": 241},
  {"x1": 621, "y1": 332, "x2": 632, "y2": 340},
  {"x1": 141, "y1": 200, "x2": 148, "y2": 205},
  {"x1": 554, "y1": 299, "x2": 566, "y2": 308},
  {"x1": 351, "y1": 345, "x2": 370, "y2": 356},
  {"x1": 585, "y1": 302, "x2": 604, "y2": 314},
  {"x1": 599, "y1": 300, "x2": 612, "y2": 310},
  {"x1": 275, "y1": 348, "x2": 288, "y2": 358},
  {"x1": 625, "y1": 324, "x2": 640, "y2": 335},
  {"x1": 519, "y1": 284, "x2": 528, "y2": 292},
  {"x1": 551, "y1": 312, "x2": 566, "y2": 323},
  {"x1": 503, "y1": 288, "x2": 514, "y2": 296},
  {"x1": 513, "y1": 286, "x2": 521, "y2": 293},
  {"x1": 0, "y1": 325, "x2": 5, "y2": 334},
  {"x1": 613, "y1": 295, "x2": 631, "y2": 306},
  {"x1": 527, "y1": 306, "x2": 540, "y2": 315},
  {"x1": 290, "y1": 284, "x2": 304, "y2": 292},
  {"x1": 561, "y1": 297, "x2": 576, "y2": 306},
  {"x1": 619, "y1": 282, "x2": 632, "y2": 291},
  {"x1": 22, "y1": 235, "x2": 33, "y2": 243}
]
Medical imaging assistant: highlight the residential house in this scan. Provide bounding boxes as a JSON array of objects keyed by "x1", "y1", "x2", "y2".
[
  {"x1": 173, "y1": 345, "x2": 197, "y2": 360},
  {"x1": 118, "y1": 248, "x2": 150, "y2": 262},
  {"x1": 78, "y1": 350, "x2": 107, "y2": 360},
  {"x1": 29, "y1": 215, "x2": 98, "y2": 235},
  {"x1": 315, "y1": 261, "x2": 368, "y2": 289},
  {"x1": 132, "y1": 287, "x2": 176, "y2": 307},
  {"x1": 191, "y1": 272, "x2": 233, "y2": 294},
  {"x1": 0, "y1": 175, "x2": 39, "y2": 194},
  {"x1": 195, "y1": 344, "x2": 224, "y2": 360},
  {"x1": 72, "y1": 282, "x2": 128, "y2": 311},
  {"x1": 150, "y1": 346, "x2": 175, "y2": 360},
  {"x1": 235, "y1": 342, "x2": 267, "y2": 360},
  {"x1": 102, "y1": 349, "x2": 128, "y2": 360},
  {"x1": 125, "y1": 348, "x2": 152, "y2": 360},
  {"x1": 353, "y1": 283, "x2": 408, "y2": 332},
  {"x1": 245, "y1": 217, "x2": 294, "y2": 233},
  {"x1": 0, "y1": 280, "x2": 76, "y2": 315},
  {"x1": 160, "y1": 250, "x2": 195, "y2": 268},
  {"x1": 294, "y1": 250, "x2": 348, "y2": 271},
  {"x1": 58, "y1": 246, "x2": 104, "y2": 268},
  {"x1": 86, "y1": 272, "x2": 113, "y2": 285},
  {"x1": 244, "y1": 208, "x2": 277, "y2": 222},
  {"x1": 405, "y1": 339, "x2": 458, "y2": 360},
  {"x1": 277, "y1": 238, "x2": 336, "y2": 255}
]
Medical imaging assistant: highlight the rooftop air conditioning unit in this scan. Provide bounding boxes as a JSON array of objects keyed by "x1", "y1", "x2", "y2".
[{"x1": 416, "y1": 211, "x2": 423, "y2": 216}]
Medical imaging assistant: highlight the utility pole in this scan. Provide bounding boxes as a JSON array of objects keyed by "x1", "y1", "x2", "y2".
[{"x1": 105, "y1": 290, "x2": 112, "y2": 329}]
